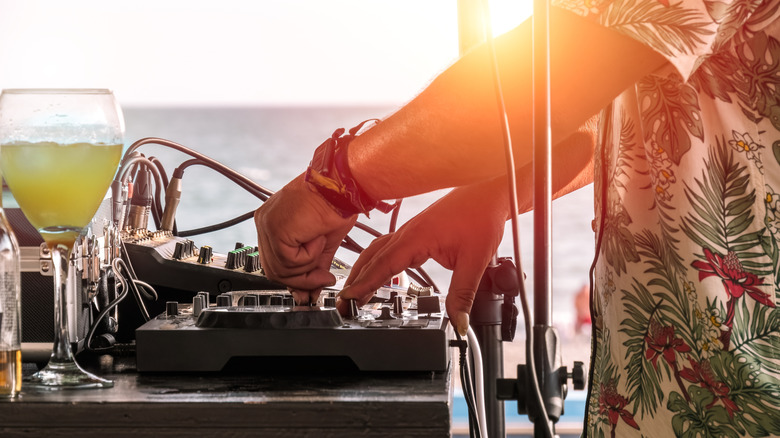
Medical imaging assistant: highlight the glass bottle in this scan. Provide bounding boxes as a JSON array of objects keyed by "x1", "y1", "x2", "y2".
[{"x1": 0, "y1": 190, "x2": 22, "y2": 397}]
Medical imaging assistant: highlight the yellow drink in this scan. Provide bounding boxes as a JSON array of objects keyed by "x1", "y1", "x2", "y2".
[
  {"x1": 1, "y1": 141, "x2": 122, "y2": 247},
  {"x1": 0, "y1": 349, "x2": 21, "y2": 397}
]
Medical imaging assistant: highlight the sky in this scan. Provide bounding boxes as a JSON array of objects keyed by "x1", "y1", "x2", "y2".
[{"x1": 0, "y1": 0, "x2": 530, "y2": 107}]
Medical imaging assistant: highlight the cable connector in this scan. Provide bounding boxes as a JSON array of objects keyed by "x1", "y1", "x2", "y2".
[
  {"x1": 449, "y1": 339, "x2": 468, "y2": 350},
  {"x1": 160, "y1": 176, "x2": 182, "y2": 231},
  {"x1": 127, "y1": 168, "x2": 152, "y2": 230}
]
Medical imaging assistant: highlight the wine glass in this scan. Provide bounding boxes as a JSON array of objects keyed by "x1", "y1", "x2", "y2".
[{"x1": 0, "y1": 89, "x2": 123, "y2": 389}]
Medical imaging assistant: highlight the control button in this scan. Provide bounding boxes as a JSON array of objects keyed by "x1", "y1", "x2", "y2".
[
  {"x1": 244, "y1": 252, "x2": 260, "y2": 273},
  {"x1": 173, "y1": 241, "x2": 186, "y2": 260},
  {"x1": 216, "y1": 294, "x2": 232, "y2": 307},
  {"x1": 241, "y1": 294, "x2": 258, "y2": 306},
  {"x1": 197, "y1": 246, "x2": 213, "y2": 264},
  {"x1": 225, "y1": 251, "x2": 238, "y2": 269},
  {"x1": 324, "y1": 296, "x2": 336, "y2": 307},
  {"x1": 393, "y1": 296, "x2": 403, "y2": 315},
  {"x1": 270, "y1": 295, "x2": 283, "y2": 306},
  {"x1": 197, "y1": 292, "x2": 210, "y2": 309},
  {"x1": 227, "y1": 246, "x2": 252, "y2": 269},
  {"x1": 282, "y1": 296, "x2": 294, "y2": 307},
  {"x1": 346, "y1": 299, "x2": 360, "y2": 319},
  {"x1": 192, "y1": 296, "x2": 204, "y2": 317},
  {"x1": 166, "y1": 301, "x2": 179, "y2": 317},
  {"x1": 376, "y1": 306, "x2": 395, "y2": 320},
  {"x1": 417, "y1": 296, "x2": 441, "y2": 316},
  {"x1": 173, "y1": 240, "x2": 195, "y2": 260}
]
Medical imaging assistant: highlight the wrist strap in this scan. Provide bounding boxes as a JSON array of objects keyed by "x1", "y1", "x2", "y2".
[{"x1": 305, "y1": 120, "x2": 393, "y2": 218}]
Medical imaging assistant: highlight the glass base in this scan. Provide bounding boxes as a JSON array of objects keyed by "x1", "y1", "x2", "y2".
[{"x1": 25, "y1": 359, "x2": 113, "y2": 390}]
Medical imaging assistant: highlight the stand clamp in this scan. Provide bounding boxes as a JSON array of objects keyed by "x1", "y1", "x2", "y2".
[{"x1": 469, "y1": 257, "x2": 520, "y2": 438}]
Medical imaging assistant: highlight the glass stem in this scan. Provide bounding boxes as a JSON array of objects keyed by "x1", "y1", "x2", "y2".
[{"x1": 49, "y1": 243, "x2": 75, "y2": 363}]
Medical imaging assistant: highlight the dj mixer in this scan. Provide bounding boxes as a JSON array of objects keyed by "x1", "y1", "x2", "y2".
[
  {"x1": 135, "y1": 290, "x2": 451, "y2": 372},
  {"x1": 125, "y1": 234, "x2": 452, "y2": 373}
]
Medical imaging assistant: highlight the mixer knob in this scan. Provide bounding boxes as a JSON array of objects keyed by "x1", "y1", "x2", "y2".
[
  {"x1": 234, "y1": 242, "x2": 245, "y2": 250},
  {"x1": 166, "y1": 301, "x2": 179, "y2": 317},
  {"x1": 239, "y1": 248, "x2": 247, "y2": 267},
  {"x1": 197, "y1": 246, "x2": 213, "y2": 264},
  {"x1": 225, "y1": 251, "x2": 239, "y2": 269},
  {"x1": 173, "y1": 241, "x2": 186, "y2": 260},
  {"x1": 216, "y1": 294, "x2": 232, "y2": 307},
  {"x1": 377, "y1": 306, "x2": 395, "y2": 320},
  {"x1": 241, "y1": 294, "x2": 258, "y2": 306},
  {"x1": 197, "y1": 291, "x2": 210, "y2": 308},
  {"x1": 244, "y1": 253, "x2": 260, "y2": 273},
  {"x1": 192, "y1": 296, "x2": 204, "y2": 317}
]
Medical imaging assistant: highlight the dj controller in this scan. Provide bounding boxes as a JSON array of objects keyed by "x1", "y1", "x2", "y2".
[{"x1": 123, "y1": 233, "x2": 452, "y2": 373}]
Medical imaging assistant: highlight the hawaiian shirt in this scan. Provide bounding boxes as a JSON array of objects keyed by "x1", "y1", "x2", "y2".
[{"x1": 552, "y1": 0, "x2": 780, "y2": 436}]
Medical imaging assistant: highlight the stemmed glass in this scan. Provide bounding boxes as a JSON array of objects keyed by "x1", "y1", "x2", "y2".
[{"x1": 0, "y1": 89, "x2": 123, "y2": 389}]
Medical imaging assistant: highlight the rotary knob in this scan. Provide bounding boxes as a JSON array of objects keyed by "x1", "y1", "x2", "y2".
[
  {"x1": 192, "y1": 296, "x2": 204, "y2": 317},
  {"x1": 244, "y1": 253, "x2": 260, "y2": 273},
  {"x1": 197, "y1": 245, "x2": 213, "y2": 264},
  {"x1": 242, "y1": 294, "x2": 258, "y2": 306},
  {"x1": 197, "y1": 291, "x2": 210, "y2": 308}
]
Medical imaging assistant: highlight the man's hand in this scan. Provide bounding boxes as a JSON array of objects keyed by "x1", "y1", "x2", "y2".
[
  {"x1": 337, "y1": 177, "x2": 509, "y2": 335},
  {"x1": 255, "y1": 173, "x2": 357, "y2": 303}
]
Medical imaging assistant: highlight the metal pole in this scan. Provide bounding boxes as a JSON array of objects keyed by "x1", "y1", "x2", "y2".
[{"x1": 532, "y1": 0, "x2": 562, "y2": 436}]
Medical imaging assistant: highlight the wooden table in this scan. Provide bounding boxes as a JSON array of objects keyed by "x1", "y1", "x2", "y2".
[{"x1": 0, "y1": 355, "x2": 454, "y2": 438}]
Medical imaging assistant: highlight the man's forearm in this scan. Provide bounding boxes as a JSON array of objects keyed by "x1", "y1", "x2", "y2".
[{"x1": 347, "y1": 8, "x2": 665, "y2": 202}]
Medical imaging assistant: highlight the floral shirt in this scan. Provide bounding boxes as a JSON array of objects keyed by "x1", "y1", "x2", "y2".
[{"x1": 552, "y1": 0, "x2": 780, "y2": 436}]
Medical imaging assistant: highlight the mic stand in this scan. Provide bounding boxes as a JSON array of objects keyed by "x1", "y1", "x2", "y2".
[
  {"x1": 496, "y1": 0, "x2": 586, "y2": 434},
  {"x1": 471, "y1": 257, "x2": 520, "y2": 438}
]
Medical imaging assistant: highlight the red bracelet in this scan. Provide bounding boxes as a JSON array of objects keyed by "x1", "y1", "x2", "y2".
[{"x1": 304, "y1": 120, "x2": 393, "y2": 218}]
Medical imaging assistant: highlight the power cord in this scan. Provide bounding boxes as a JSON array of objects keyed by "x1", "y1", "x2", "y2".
[
  {"x1": 466, "y1": 326, "x2": 488, "y2": 438},
  {"x1": 86, "y1": 257, "x2": 159, "y2": 351},
  {"x1": 452, "y1": 333, "x2": 484, "y2": 438}
]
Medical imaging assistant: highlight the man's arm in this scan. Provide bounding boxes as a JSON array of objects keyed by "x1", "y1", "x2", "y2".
[
  {"x1": 256, "y1": 8, "x2": 666, "y2": 294},
  {"x1": 349, "y1": 8, "x2": 665, "y2": 200},
  {"x1": 338, "y1": 119, "x2": 600, "y2": 334}
]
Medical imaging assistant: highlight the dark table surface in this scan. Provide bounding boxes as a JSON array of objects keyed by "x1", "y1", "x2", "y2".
[{"x1": 1, "y1": 353, "x2": 454, "y2": 438}]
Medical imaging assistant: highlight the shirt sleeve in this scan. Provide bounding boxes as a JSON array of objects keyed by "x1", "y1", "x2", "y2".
[{"x1": 552, "y1": 0, "x2": 780, "y2": 81}]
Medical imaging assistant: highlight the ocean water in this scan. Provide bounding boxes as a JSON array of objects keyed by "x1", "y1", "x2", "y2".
[{"x1": 123, "y1": 105, "x2": 596, "y2": 336}]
